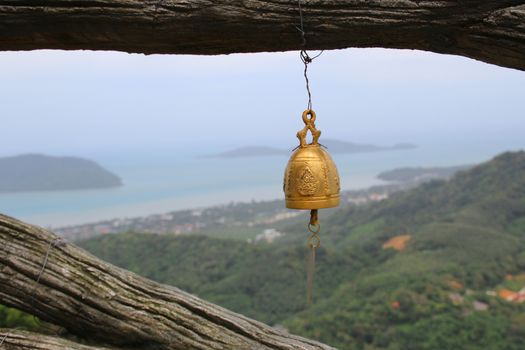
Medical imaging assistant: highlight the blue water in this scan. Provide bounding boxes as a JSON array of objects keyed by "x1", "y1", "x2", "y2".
[{"x1": 1, "y1": 136, "x2": 523, "y2": 228}]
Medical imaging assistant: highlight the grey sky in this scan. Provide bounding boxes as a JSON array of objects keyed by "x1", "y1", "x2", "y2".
[{"x1": 1, "y1": 48, "x2": 524, "y2": 158}]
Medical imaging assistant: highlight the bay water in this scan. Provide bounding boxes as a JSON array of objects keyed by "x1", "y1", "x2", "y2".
[{"x1": 1, "y1": 135, "x2": 523, "y2": 228}]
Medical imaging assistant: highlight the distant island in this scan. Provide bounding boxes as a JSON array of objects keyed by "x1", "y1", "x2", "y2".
[
  {"x1": 0, "y1": 154, "x2": 122, "y2": 193},
  {"x1": 203, "y1": 146, "x2": 287, "y2": 158},
  {"x1": 377, "y1": 164, "x2": 473, "y2": 184},
  {"x1": 200, "y1": 139, "x2": 417, "y2": 158}
]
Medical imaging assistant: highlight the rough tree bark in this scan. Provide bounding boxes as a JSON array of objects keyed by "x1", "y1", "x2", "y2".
[
  {"x1": 0, "y1": 329, "x2": 117, "y2": 350},
  {"x1": 0, "y1": 1, "x2": 524, "y2": 71},
  {"x1": 0, "y1": 214, "x2": 335, "y2": 350}
]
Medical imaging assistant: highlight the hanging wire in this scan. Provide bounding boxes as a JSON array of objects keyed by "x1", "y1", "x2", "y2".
[
  {"x1": 296, "y1": 0, "x2": 324, "y2": 111},
  {"x1": 0, "y1": 333, "x2": 8, "y2": 346},
  {"x1": 30, "y1": 237, "x2": 63, "y2": 326},
  {"x1": 296, "y1": 0, "x2": 325, "y2": 306},
  {"x1": 31, "y1": 238, "x2": 62, "y2": 300}
]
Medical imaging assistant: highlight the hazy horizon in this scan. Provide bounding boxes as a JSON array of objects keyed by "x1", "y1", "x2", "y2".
[{"x1": 1, "y1": 48, "x2": 524, "y2": 159}]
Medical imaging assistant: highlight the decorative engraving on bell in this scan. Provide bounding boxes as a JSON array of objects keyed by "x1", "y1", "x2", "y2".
[
  {"x1": 284, "y1": 110, "x2": 340, "y2": 210},
  {"x1": 298, "y1": 165, "x2": 318, "y2": 196}
]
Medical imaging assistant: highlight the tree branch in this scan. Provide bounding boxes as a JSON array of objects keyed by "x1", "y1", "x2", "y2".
[
  {"x1": 0, "y1": 1, "x2": 524, "y2": 70},
  {"x1": 0, "y1": 214, "x2": 334, "y2": 350},
  {"x1": 0, "y1": 329, "x2": 117, "y2": 350}
]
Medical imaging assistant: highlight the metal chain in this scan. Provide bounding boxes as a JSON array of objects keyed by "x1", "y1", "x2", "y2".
[
  {"x1": 306, "y1": 209, "x2": 320, "y2": 305},
  {"x1": 296, "y1": 0, "x2": 324, "y2": 111},
  {"x1": 307, "y1": 209, "x2": 321, "y2": 248}
]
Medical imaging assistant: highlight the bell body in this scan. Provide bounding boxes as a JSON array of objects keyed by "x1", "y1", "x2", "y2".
[{"x1": 284, "y1": 143, "x2": 340, "y2": 210}]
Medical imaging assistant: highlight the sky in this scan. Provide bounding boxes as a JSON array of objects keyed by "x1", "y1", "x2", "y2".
[{"x1": 1, "y1": 48, "x2": 524, "y2": 159}]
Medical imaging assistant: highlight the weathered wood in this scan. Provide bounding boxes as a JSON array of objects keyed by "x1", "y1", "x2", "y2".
[
  {"x1": 0, "y1": 329, "x2": 117, "y2": 350},
  {"x1": 0, "y1": 214, "x2": 335, "y2": 350},
  {"x1": 0, "y1": 1, "x2": 524, "y2": 70}
]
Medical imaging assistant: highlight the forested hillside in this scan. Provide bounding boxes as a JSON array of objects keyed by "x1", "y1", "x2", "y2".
[{"x1": 3, "y1": 151, "x2": 525, "y2": 349}]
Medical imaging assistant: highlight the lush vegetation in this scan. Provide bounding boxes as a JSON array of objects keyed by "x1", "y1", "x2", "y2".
[
  {"x1": 0, "y1": 305, "x2": 39, "y2": 330},
  {"x1": 376, "y1": 164, "x2": 472, "y2": 183},
  {"x1": 3, "y1": 151, "x2": 525, "y2": 349}
]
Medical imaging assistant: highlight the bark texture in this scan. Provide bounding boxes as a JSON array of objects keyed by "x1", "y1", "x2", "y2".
[
  {"x1": 0, "y1": 329, "x2": 116, "y2": 350},
  {"x1": 0, "y1": 214, "x2": 335, "y2": 350},
  {"x1": 0, "y1": 1, "x2": 524, "y2": 70}
]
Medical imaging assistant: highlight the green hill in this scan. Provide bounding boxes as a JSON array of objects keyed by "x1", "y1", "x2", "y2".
[
  {"x1": 77, "y1": 152, "x2": 525, "y2": 349},
  {"x1": 5, "y1": 151, "x2": 525, "y2": 349},
  {"x1": 78, "y1": 151, "x2": 525, "y2": 349},
  {"x1": 0, "y1": 154, "x2": 122, "y2": 192}
]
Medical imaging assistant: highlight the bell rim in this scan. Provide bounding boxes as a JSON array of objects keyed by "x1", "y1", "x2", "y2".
[{"x1": 285, "y1": 196, "x2": 340, "y2": 210}]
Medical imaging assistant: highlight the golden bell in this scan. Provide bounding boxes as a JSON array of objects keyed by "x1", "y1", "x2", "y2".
[{"x1": 284, "y1": 110, "x2": 340, "y2": 210}]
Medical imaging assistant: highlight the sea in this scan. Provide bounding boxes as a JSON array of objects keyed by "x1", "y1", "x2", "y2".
[{"x1": 1, "y1": 135, "x2": 523, "y2": 229}]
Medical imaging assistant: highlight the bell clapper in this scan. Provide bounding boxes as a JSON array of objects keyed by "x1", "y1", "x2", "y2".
[{"x1": 307, "y1": 209, "x2": 320, "y2": 305}]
